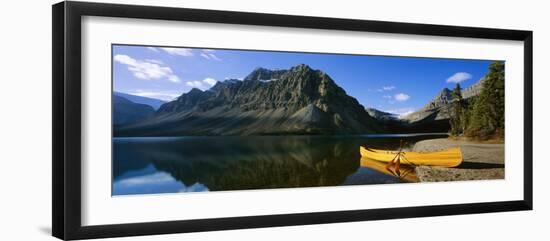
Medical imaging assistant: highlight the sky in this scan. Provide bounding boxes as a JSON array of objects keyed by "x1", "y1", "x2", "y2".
[{"x1": 112, "y1": 44, "x2": 493, "y2": 116}]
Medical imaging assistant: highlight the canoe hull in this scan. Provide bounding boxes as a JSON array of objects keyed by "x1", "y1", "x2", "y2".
[{"x1": 359, "y1": 146, "x2": 463, "y2": 167}]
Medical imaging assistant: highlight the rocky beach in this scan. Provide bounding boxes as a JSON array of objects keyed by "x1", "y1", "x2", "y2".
[{"x1": 412, "y1": 138, "x2": 504, "y2": 182}]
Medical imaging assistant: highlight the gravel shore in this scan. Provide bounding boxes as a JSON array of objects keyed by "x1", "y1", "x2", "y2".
[{"x1": 412, "y1": 138, "x2": 504, "y2": 182}]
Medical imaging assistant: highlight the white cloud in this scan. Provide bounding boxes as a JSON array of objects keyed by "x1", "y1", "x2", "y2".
[
  {"x1": 394, "y1": 93, "x2": 410, "y2": 102},
  {"x1": 382, "y1": 95, "x2": 392, "y2": 99},
  {"x1": 200, "y1": 53, "x2": 211, "y2": 60},
  {"x1": 115, "y1": 172, "x2": 176, "y2": 185},
  {"x1": 145, "y1": 59, "x2": 163, "y2": 64},
  {"x1": 113, "y1": 54, "x2": 136, "y2": 65},
  {"x1": 147, "y1": 47, "x2": 159, "y2": 52},
  {"x1": 200, "y1": 50, "x2": 222, "y2": 61},
  {"x1": 207, "y1": 53, "x2": 221, "y2": 61},
  {"x1": 384, "y1": 107, "x2": 417, "y2": 119},
  {"x1": 377, "y1": 85, "x2": 396, "y2": 92},
  {"x1": 186, "y1": 81, "x2": 205, "y2": 89},
  {"x1": 149, "y1": 47, "x2": 220, "y2": 60},
  {"x1": 203, "y1": 78, "x2": 217, "y2": 86},
  {"x1": 185, "y1": 77, "x2": 218, "y2": 90},
  {"x1": 161, "y1": 47, "x2": 194, "y2": 56},
  {"x1": 446, "y1": 72, "x2": 472, "y2": 83},
  {"x1": 129, "y1": 90, "x2": 182, "y2": 101},
  {"x1": 168, "y1": 75, "x2": 181, "y2": 83},
  {"x1": 114, "y1": 54, "x2": 181, "y2": 83}
]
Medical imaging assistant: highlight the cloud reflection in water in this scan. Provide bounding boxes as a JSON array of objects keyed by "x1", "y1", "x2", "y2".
[{"x1": 113, "y1": 168, "x2": 209, "y2": 195}]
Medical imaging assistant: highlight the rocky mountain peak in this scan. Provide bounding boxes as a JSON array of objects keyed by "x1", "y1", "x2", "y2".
[
  {"x1": 117, "y1": 65, "x2": 381, "y2": 136},
  {"x1": 290, "y1": 63, "x2": 313, "y2": 72},
  {"x1": 211, "y1": 80, "x2": 232, "y2": 92},
  {"x1": 158, "y1": 88, "x2": 211, "y2": 113},
  {"x1": 280, "y1": 64, "x2": 330, "y2": 90},
  {"x1": 244, "y1": 67, "x2": 287, "y2": 82},
  {"x1": 187, "y1": 88, "x2": 203, "y2": 95},
  {"x1": 424, "y1": 87, "x2": 453, "y2": 110},
  {"x1": 177, "y1": 88, "x2": 204, "y2": 102}
]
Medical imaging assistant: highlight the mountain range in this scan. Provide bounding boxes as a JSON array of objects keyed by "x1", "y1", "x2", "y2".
[
  {"x1": 113, "y1": 64, "x2": 486, "y2": 136},
  {"x1": 115, "y1": 64, "x2": 381, "y2": 136},
  {"x1": 114, "y1": 91, "x2": 166, "y2": 110},
  {"x1": 366, "y1": 77, "x2": 486, "y2": 133},
  {"x1": 403, "y1": 77, "x2": 484, "y2": 122}
]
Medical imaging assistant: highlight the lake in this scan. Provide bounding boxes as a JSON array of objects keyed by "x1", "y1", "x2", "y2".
[{"x1": 112, "y1": 134, "x2": 447, "y2": 196}]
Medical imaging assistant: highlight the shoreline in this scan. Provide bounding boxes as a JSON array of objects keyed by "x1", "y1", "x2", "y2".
[{"x1": 412, "y1": 138, "x2": 504, "y2": 182}]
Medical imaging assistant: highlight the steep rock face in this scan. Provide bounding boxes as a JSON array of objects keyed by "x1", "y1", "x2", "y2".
[
  {"x1": 115, "y1": 64, "x2": 381, "y2": 136},
  {"x1": 113, "y1": 95, "x2": 155, "y2": 125},
  {"x1": 462, "y1": 77, "x2": 485, "y2": 99}
]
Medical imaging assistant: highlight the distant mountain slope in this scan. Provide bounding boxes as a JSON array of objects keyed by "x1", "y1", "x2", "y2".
[
  {"x1": 113, "y1": 95, "x2": 155, "y2": 125},
  {"x1": 403, "y1": 78, "x2": 485, "y2": 123},
  {"x1": 398, "y1": 78, "x2": 485, "y2": 132},
  {"x1": 365, "y1": 108, "x2": 397, "y2": 121},
  {"x1": 114, "y1": 91, "x2": 166, "y2": 110},
  {"x1": 403, "y1": 88, "x2": 454, "y2": 123},
  {"x1": 361, "y1": 77, "x2": 486, "y2": 134},
  {"x1": 115, "y1": 64, "x2": 382, "y2": 136}
]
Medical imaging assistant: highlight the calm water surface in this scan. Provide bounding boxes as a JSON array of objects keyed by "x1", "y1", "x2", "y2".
[{"x1": 112, "y1": 134, "x2": 446, "y2": 195}]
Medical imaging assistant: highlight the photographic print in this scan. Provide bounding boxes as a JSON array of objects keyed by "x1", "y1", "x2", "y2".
[{"x1": 111, "y1": 45, "x2": 505, "y2": 196}]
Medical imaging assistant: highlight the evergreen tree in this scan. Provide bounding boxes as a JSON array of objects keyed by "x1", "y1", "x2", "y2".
[
  {"x1": 466, "y1": 61, "x2": 505, "y2": 139},
  {"x1": 450, "y1": 83, "x2": 465, "y2": 135}
]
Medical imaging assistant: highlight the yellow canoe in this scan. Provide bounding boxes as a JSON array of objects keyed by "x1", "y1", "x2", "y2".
[{"x1": 359, "y1": 146, "x2": 463, "y2": 167}]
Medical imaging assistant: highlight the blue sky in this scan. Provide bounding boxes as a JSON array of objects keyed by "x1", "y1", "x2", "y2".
[{"x1": 113, "y1": 45, "x2": 493, "y2": 116}]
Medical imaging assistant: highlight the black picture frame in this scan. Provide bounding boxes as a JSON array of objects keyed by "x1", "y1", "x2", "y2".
[{"x1": 52, "y1": 1, "x2": 533, "y2": 240}]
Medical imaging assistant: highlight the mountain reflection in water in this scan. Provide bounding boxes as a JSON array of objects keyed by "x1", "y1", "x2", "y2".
[{"x1": 112, "y1": 134, "x2": 446, "y2": 196}]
